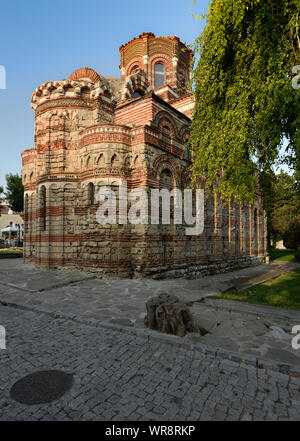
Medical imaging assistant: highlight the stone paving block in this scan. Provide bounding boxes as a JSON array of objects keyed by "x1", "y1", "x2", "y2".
[{"x1": 1, "y1": 296, "x2": 300, "y2": 421}]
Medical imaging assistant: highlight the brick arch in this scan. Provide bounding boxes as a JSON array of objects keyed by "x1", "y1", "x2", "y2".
[
  {"x1": 33, "y1": 79, "x2": 93, "y2": 101},
  {"x1": 111, "y1": 153, "x2": 120, "y2": 166},
  {"x1": 48, "y1": 183, "x2": 62, "y2": 193},
  {"x1": 178, "y1": 125, "x2": 190, "y2": 141},
  {"x1": 159, "y1": 168, "x2": 176, "y2": 193},
  {"x1": 153, "y1": 154, "x2": 181, "y2": 187},
  {"x1": 32, "y1": 76, "x2": 114, "y2": 111},
  {"x1": 125, "y1": 58, "x2": 143, "y2": 77},
  {"x1": 121, "y1": 70, "x2": 153, "y2": 100},
  {"x1": 123, "y1": 154, "x2": 131, "y2": 167},
  {"x1": 150, "y1": 54, "x2": 172, "y2": 69},
  {"x1": 150, "y1": 54, "x2": 172, "y2": 88},
  {"x1": 86, "y1": 155, "x2": 91, "y2": 168},
  {"x1": 62, "y1": 182, "x2": 77, "y2": 192},
  {"x1": 68, "y1": 67, "x2": 101, "y2": 83},
  {"x1": 40, "y1": 109, "x2": 79, "y2": 121},
  {"x1": 96, "y1": 153, "x2": 105, "y2": 166},
  {"x1": 49, "y1": 113, "x2": 65, "y2": 126},
  {"x1": 152, "y1": 111, "x2": 178, "y2": 138}
]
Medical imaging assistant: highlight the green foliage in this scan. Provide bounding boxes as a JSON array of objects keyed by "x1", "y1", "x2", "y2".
[
  {"x1": 5, "y1": 174, "x2": 24, "y2": 213},
  {"x1": 220, "y1": 267, "x2": 300, "y2": 310},
  {"x1": 269, "y1": 248, "x2": 299, "y2": 262},
  {"x1": 190, "y1": 0, "x2": 300, "y2": 202},
  {"x1": 263, "y1": 171, "x2": 300, "y2": 247},
  {"x1": 0, "y1": 249, "x2": 23, "y2": 258},
  {"x1": 283, "y1": 218, "x2": 300, "y2": 250},
  {"x1": 0, "y1": 185, "x2": 3, "y2": 213}
]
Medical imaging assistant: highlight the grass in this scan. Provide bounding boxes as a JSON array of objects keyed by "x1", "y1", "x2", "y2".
[
  {"x1": 217, "y1": 267, "x2": 300, "y2": 310},
  {"x1": 0, "y1": 248, "x2": 23, "y2": 258},
  {"x1": 269, "y1": 248, "x2": 299, "y2": 262}
]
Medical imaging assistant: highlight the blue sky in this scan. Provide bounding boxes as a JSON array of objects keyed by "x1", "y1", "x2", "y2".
[
  {"x1": 0, "y1": 0, "x2": 291, "y2": 191},
  {"x1": 0, "y1": 0, "x2": 209, "y2": 189}
]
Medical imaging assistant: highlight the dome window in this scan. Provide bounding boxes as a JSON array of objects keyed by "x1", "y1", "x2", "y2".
[
  {"x1": 154, "y1": 63, "x2": 165, "y2": 88},
  {"x1": 133, "y1": 90, "x2": 144, "y2": 99}
]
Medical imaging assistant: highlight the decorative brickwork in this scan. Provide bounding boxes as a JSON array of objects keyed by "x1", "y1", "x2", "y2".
[{"x1": 22, "y1": 34, "x2": 267, "y2": 278}]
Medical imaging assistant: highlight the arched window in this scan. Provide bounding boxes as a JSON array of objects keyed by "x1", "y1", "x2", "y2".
[
  {"x1": 40, "y1": 186, "x2": 46, "y2": 231},
  {"x1": 159, "y1": 169, "x2": 173, "y2": 190},
  {"x1": 133, "y1": 90, "x2": 143, "y2": 99},
  {"x1": 154, "y1": 63, "x2": 165, "y2": 88},
  {"x1": 88, "y1": 183, "x2": 95, "y2": 205},
  {"x1": 130, "y1": 65, "x2": 140, "y2": 75},
  {"x1": 111, "y1": 154, "x2": 119, "y2": 167},
  {"x1": 96, "y1": 154, "x2": 104, "y2": 166}
]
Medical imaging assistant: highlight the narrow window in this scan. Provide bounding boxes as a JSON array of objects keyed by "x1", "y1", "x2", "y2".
[
  {"x1": 40, "y1": 186, "x2": 46, "y2": 231},
  {"x1": 88, "y1": 183, "x2": 95, "y2": 205},
  {"x1": 154, "y1": 63, "x2": 165, "y2": 88}
]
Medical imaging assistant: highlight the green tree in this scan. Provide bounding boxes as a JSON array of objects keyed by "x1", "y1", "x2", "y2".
[
  {"x1": 263, "y1": 170, "x2": 300, "y2": 248},
  {"x1": 5, "y1": 173, "x2": 24, "y2": 213},
  {"x1": 283, "y1": 218, "x2": 300, "y2": 250},
  {"x1": 0, "y1": 185, "x2": 4, "y2": 214},
  {"x1": 190, "y1": 0, "x2": 300, "y2": 202}
]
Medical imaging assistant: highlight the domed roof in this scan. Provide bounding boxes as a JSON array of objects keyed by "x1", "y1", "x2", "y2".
[{"x1": 68, "y1": 67, "x2": 102, "y2": 83}]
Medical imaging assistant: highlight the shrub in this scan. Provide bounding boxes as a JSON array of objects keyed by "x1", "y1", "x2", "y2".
[{"x1": 283, "y1": 219, "x2": 300, "y2": 251}]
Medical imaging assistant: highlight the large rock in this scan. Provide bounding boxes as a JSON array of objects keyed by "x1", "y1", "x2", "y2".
[
  {"x1": 145, "y1": 293, "x2": 198, "y2": 337},
  {"x1": 189, "y1": 304, "x2": 219, "y2": 333}
]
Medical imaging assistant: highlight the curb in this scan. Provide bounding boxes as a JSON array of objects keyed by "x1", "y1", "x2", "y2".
[
  {"x1": 0, "y1": 297, "x2": 300, "y2": 378},
  {"x1": 204, "y1": 298, "x2": 300, "y2": 323}
]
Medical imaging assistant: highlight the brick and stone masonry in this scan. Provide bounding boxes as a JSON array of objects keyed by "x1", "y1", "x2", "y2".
[{"x1": 22, "y1": 32, "x2": 267, "y2": 278}]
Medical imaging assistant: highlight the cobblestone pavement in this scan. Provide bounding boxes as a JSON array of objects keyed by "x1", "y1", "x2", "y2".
[
  {"x1": 0, "y1": 259, "x2": 300, "y2": 372},
  {"x1": 188, "y1": 299, "x2": 300, "y2": 370},
  {"x1": 1, "y1": 303, "x2": 300, "y2": 421}
]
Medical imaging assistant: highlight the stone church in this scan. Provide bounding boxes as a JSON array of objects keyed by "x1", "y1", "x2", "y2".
[{"x1": 22, "y1": 32, "x2": 267, "y2": 278}]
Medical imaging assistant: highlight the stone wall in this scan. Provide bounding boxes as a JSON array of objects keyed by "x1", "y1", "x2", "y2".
[{"x1": 22, "y1": 34, "x2": 267, "y2": 279}]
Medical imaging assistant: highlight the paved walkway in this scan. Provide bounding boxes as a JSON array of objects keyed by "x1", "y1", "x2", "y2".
[
  {"x1": 1, "y1": 258, "x2": 300, "y2": 420},
  {"x1": 0, "y1": 259, "x2": 299, "y2": 372},
  {"x1": 1, "y1": 304, "x2": 300, "y2": 421},
  {"x1": 189, "y1": 299, "x2": 300, "y2": 372}
]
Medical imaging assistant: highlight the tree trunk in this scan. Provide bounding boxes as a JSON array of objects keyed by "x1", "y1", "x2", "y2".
[{"x1": 145, "y1": 293, "x2": 198, "y2": 337}]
